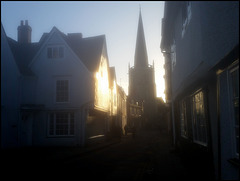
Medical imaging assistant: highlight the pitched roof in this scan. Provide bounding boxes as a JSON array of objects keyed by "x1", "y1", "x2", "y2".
[
  {"x1": 7, "y1": 26, "x2": 106, "y2": 76},
  {"x1": 42, "y1": 27, "x2": 106, "y2": 72},
  {"x1": 64, "y1": 33, "x2": 105, "y2": 72},
  {"x1": 7, "y1": 37, "x2": 40, "y2": 76}
]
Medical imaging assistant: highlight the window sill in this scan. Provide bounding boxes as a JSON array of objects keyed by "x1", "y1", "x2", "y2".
[
  {"x1": 47, "y1": 135, "x2": 75, "y2": 138},
  {"x1": 228, "y1": 158, "x2": 240, "y2": 167}
]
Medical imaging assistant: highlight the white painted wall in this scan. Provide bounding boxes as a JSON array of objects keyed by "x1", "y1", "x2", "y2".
[{"x1": 28, "y1": 30, "x2": 94, "y2": 146}]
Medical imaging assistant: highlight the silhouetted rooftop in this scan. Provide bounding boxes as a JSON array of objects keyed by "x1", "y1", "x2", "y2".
[
  {"x1": 7, "y1": 26, "x2": 107, "y2": 76},
  {"x1": 65, "y1": 34, "x2": 106, "y2": 72},
  {"x1": 7, "y1": 37, "x2": 40, "y2": 76}
]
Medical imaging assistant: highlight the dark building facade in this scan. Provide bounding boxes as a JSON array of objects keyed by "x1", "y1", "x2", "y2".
[
  {"x1": 127, "y1": 99, "x2": 143, "y2": 129},
  {"x1": 161, "y1": 2, "x2": 239, "y2": 180},
  {"x1": 128, "y1": 10, "x2": 157, "y2": 127}
]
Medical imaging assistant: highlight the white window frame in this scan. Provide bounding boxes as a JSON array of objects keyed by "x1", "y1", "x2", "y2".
[
  {"x1": 180, "y1": 98, "x2": 188, "y2": 138},
  {"x1": 48, "y1": 112, "x2": 74, "y2": 137},
  {"x1": 191, "y1": 89, "x2": 208, "y2": 146},
  {"x1": 47, "y1": 45, "x2": 64, "y2": 59},
  {"x1": 55, "y1": 79, "x2": 69, "y2": 103},
  {"x1": 228, "y1": 62, "x2": 239, "y2": 159},
  {"x1": 181, "y1": 1, "x2": 192, "y2": 38}
]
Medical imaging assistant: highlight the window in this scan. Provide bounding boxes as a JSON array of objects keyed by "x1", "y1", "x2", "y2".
[
  {"x1": 180, "y1": 99, "x2": 188, "y2": 138},
  {"x1": 229, "y1": 65, "x2": 239, "y2": 158},
  {"x1": 48, "y1": 112, "x2": 74, "y2": 136},
  {"x1": 56, "y1": 80, "x2": 69, "y2": 103},
  {"x1": 191, "y1": 90, "x2": 208, "y2": 146},
  {"x1": 47, "y1": 47, "x2": 52, "y2": 58},
  {"x1": 59, "y1": 47, "x2": 64, "y2": 58},
  {"x1": 182, "y1": 1, "x2": 192, "y2": 38},
  {"x1": 47, "y1": 46, "x2": 64, "y2": 59},
  {"x1": 53, "y1": 47, "x2": 58, "y2": 58}
]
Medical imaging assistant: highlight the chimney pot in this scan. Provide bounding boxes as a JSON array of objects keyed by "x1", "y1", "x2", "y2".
[{"x1": 18, "y1": 20, "x2": 32, "y2": 43}]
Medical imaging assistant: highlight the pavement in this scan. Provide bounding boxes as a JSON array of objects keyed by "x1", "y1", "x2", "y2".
[{"x1": 0, "y1": 136, "x2": 121, "y2": 163}]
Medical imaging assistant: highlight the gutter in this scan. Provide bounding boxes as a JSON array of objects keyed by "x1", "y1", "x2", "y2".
[
  {"x1": 161, "y1": 49, "x2": 176, "y2": 147},
  {"x1": 216, "y1": 71, "x2": 221, "y2": 180}
]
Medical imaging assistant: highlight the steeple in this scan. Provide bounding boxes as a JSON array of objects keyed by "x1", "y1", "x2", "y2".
[{"x1": 134, "y1": 8, "x2": 148, "y2": 68}]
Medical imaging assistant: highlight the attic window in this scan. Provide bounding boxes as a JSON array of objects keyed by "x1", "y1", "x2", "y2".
[{"x1": 48, "y1": 46, "x2": 64, "y2": 59}]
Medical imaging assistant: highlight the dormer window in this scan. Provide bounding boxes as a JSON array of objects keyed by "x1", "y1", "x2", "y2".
[{"x1": 48, "y1": 46, "x2": 64, "y2": 59}]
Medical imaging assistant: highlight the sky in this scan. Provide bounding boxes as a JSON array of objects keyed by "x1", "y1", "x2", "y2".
[{"x1": 1, "y1": 1, "x2": 166, "y2": 101}]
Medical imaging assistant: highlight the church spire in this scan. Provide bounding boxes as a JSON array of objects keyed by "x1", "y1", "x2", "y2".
[{"x1": 134, "y1": 7, "x2": 148, "y2": 68}]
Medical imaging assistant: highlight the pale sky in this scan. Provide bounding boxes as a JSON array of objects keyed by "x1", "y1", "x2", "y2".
[{"x1": 1, "y1": 1, "x2": 166, "y2": 101}]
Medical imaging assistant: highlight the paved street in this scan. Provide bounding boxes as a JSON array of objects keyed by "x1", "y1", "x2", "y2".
[{"x1": 1, "y1": 129, "x2": 215, "y2": 180}]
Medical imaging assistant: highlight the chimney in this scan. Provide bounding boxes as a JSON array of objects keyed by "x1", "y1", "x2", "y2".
[{"x1": 18, "y1": 20, "x2": 32, "y2": 43}]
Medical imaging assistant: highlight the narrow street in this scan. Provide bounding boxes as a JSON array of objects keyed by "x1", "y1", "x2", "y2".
[
  {"x1": 1, "y1": 128, "x2": 215, "y2": 180},
  {"x1": 39, "y1": 129, "x2": 214, "y2": 179}
]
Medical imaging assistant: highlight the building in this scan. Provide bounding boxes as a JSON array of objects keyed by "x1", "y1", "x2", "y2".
[
  {"x1": 117, "y1": 85, "x2": 127, "y2": 135},
  {"x1": 108, "y1": 67, "x2": 128, "y2": 137},
  {"x1": 108, "y1": 66, "x2": 119, "y2": 137},
  {"x1": 128, "y1": 9, "x2": 157, "y2": 127},
  {"x1": 1, "y1": 20, "x2": 112, "y2": 147},
  {"x1": 161, "y1": 2, "x2": 239, "y2": 180},
  {"x1": 1, "y1": 23, "x2": 21, "y2": 148},
  {"x1": 156, "y1": 97, "x2": 168, "y2": 133},
  {"x1": 127, "y1": 99, "x2": 143, "y2": 130}
]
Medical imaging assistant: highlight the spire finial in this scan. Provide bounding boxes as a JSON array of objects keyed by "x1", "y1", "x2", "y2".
[{"x1": 134, "y1": 3, "x2": 148, "y2": 68}]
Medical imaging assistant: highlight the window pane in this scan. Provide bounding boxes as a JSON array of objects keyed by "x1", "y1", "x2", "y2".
[
  {"x1": 234, "y1": 99, "x2": 239, "y2": 126},
  {"x1": 230, "y1": 68, "x2": 239, "y2": 157},
  {"x1": 180, "y1": 99, "x2": 188, "y2": 138},
  {"x1": 59, "y1": 47, "x2": 64, "y2": 58},
  {"x1": 48, "y1": 112, "x2": 74, "y2": 136},
  {"x1": 231, "y1": 70, "x2": 239, "y2": 98},
  {"x1": 53, "y1": 47, "x2": 58, "y2": 58},
  {"x1": 55, "y1": 113, "x2": 68, "y2": 135},
  {"x1": 231, "y1": 69, "x2": 239, "y2": 127},
  {"x1": 192, "y1": 91, "x2": 207, "y2": 146},
  {"x1": 56, "y1": 80, "x2": 69, "y2": 102},
  {"x1": 47, "y1": 48, "x2": 52, "y2": 58}
]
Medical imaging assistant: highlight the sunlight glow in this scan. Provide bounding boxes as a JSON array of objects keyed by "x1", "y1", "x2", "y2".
[
  {"x1": 155, "y1": 61, "x2": 166, "y2": 102},
  {"x1": 94, "y1": 56, "x2": 110, "y2": 111}
]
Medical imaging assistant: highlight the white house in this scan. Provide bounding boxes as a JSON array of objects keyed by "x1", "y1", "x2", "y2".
[{"x1": 3, "y1": 21, "x2": 111, "y2": 147}]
